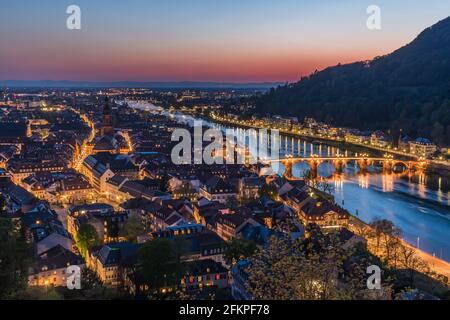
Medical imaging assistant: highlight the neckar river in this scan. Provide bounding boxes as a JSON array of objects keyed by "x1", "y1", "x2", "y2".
[{"x1": 126, "y1": 101, "x2": 450, "y2": 262}]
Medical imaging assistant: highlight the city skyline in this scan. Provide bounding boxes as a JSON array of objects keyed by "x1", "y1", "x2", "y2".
[{"x1": 1, "y1": 0, "x2": 450, "y2": 82}]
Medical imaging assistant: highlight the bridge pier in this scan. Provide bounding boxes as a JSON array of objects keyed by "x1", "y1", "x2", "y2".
[
  {"x1": 308, "y1": 160, "x2": 320, "y2": 179},
  {"x1": 415, "y1": 161, "x2": 427, "y2": 172},
  {"x1": 358, "y1": 159, "x2": 370, "y2": 174},
  {"x1": 283, "y1": 161, "x2": 294, "y2": 180},
  {"x1": 407, "y1": 162, "x2": 414, "y2": 172},
  {"x1": 383, "y1": 160, "x2": 393, "y2": 173},
  {"x1": 334, "y1": 160, "x2": 346, "y2": 174}
]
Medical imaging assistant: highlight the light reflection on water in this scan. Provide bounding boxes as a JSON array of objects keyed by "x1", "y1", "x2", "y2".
[
  {"x1": 127, "y1": 102, "x2": 450, "y2": 262},
  {"x1": 291, "y1": 163, "x2": 450, "y2": 262},
  {"x1": 220, "y1": 120, "x2": 450, "y2": 262}
]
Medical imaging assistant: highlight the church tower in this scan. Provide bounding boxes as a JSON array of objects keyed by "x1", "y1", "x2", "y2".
[{"x1": 101, "y1": 96, "x2": 114, "y2": 136}]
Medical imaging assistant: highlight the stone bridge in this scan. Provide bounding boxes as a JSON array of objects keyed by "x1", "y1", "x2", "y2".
[{"x1": 264, "y1": 155, "x2": 428, "y2": 180}]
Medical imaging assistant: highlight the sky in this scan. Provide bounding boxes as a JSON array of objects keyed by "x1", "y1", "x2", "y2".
[{"x1": 1, "y1": 0, "x2": 450, "y2": 83}]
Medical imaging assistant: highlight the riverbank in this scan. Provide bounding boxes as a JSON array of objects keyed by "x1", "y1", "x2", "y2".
[
  {"x1": 348, "y1": 215, "x2": 450, "y2": 283},
  {"x1": 202, "y1": 113, "x2": 450, "y2": 176},
  {"x1": 428, "y1": 161, "x2": 450, "y2": 176}
]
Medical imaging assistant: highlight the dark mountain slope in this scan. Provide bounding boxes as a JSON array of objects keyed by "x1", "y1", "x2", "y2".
[{"x1": 255, "y1": 17, "x2": 450, "y2": 145}]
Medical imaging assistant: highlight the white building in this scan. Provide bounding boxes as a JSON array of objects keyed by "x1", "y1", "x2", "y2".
[{"x1": 409, "y1": 138, "x2": 437, "y2": 158}]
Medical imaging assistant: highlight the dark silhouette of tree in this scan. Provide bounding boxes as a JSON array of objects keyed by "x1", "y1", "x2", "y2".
[
  {"x1": 0, "y1": 194, "x2": 7, "y2": 213},
  {"x1": 0, "y1": 218, "x2": 31, "y2": 299},
  {"x1": 120, "y1": 216, "x2": 144, "y2": 243},
  {"x1": 369, "y1": 218, "x2": 401, "y2": 265},
  {"x1": 137, "y1": 238, "x2": 182, "y2": 293},
  {"x1": 224, "y1": 238, "x2": 257, "y2": 266}
]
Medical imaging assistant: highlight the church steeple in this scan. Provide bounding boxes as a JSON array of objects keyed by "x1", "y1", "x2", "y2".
[
  {"x1": 103, "y1": 96, "x2": 111, "y2": 115},
  {"x1": 101, "y1": 96, "x2": 114, "y2": 136}
]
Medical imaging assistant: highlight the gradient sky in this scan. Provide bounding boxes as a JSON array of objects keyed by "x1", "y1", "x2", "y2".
[{"x1": 1, "y1": 0, "x2": 449, "y2": 82}]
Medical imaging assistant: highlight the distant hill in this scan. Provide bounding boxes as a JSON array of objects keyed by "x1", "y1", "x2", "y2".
[
  {"x1": 0, "y1": 80, "x2": 282, "y2": 90},
  {"x1": 255, "y1": 17, "x2": 450, "y2": 146}
]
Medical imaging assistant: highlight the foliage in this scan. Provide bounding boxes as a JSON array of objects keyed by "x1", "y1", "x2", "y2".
[
  {"x1": 75, "y1": 223, "x2": 100, "y2": 258},
  {"x1": 59, "y1": 268, "x2": 123, "y2": 300},
  {"x1": 224, "y1": 238, "x2": 257, "y2": 266},
  {"x1": 14, "y1": 286, "x2": 64, "y2": 300},
  {"x1": 0, "y1": 218, "x2": 31, "y2": 299},
  {"x1": 302, "y1": 170, "x2": 334, "y2": 195},
  {"x1": 137, "y1": 238, "x2": 183, "y2": 293},
  {"x1": 356, "y1": 217, "x2": 450, "y2": 297},
  {"x1": 0, "y1": 193, "x2": 6, "y2": 213},
  {"x1": 258, "y1": 183, "x2": 278, "y2": 200},
  {"x1": 245, "y1": 230, "x2": 393, "y2": 300},
  {"x1": 120, "y1": 216, "x2": 145, "y2": 243},
  {"x1": 369, "y1": 218, "x2": 402, "y2": 266},
  {"x1": 159, "y1": 174, "x2": 170, "y2": 192}
]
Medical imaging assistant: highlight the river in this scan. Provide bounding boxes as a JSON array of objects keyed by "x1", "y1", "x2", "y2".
[{"x1": 125, "y1": 100, "x2": 450, "y2": 262}]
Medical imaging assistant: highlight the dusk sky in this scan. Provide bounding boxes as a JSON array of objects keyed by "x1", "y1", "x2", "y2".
[{"x1": 1, "y1": 0, "x2": 450, "y2": 82}]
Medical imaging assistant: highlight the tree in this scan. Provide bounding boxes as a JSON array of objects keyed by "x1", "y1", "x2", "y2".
[
  {"x1": 0, "y1": 218, "x2": 31, "y2": 299},
  {"x1": 224, "y1": 238, "x2": 257, "y2": 266},
  {"x1": 120, "y1": 216, "x2": 144, "y2": 243},
  {"x1": 0, "y1": 194, "x2": 6, "y2": 213},
  {"x1": 61, "y1": 268, "x2": 111, "y2": 300},
  {"x1": 431, "y1": 122, "x2": 445, "y2": 146},
  {"x1": 316, "y1": 180, "x2": 335, "y2": 195},
  {"x1": 369, "y1": 218, "x2": 401, "y2": 265},
  {"x1": 302, "y1": 170, "x2": 334, "y2": 195},
  {"x1": 397, "y1": 244, "x2": 427, "y2": 284},
  {"x1": 15, "y1": 286, "x2": 64, "y2": 300},
  {"x1": 247, "y1": 234, "x2": 348, "y2": 300},
  {"x1": 340, "y1": 242, "x2": 392, "y2": 300},
  {"x1": 80, "y1": 267, "x2": 103, "y2": 291},
  {"x1": 246, "y1": 231, "x2": 393, "y2": 300},
  {"x1": 258, "y1": 183, "x2": 278, "y2": 200},
  {"x1": 302, "y1": 169, "x2": 317, "y2": 188},
  {"x1": 75, "y1": 223, "x2": 100, "y2": 258},
  {"x1": 159, "y1": 174, "x2": 170, "y2": 192},
  {"x1": 137, "y1": 238, "x2": 183, "y2": 293}
]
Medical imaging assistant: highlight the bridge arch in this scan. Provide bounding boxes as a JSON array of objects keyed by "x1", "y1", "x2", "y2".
[
  {"x1": 391, "y1": 161, "x2": 409, "y2": 173},
  {"x1": 317, "y1": 160, "x2": 337, "y2": 177},
  {"x1": 267, "y1": 156, "x2": 426, "y2": 178}
]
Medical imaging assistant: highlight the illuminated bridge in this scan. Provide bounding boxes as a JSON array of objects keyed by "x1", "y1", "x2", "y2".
[{"x1": 262, "y1": 154, "x2": 428, "y2": 180}]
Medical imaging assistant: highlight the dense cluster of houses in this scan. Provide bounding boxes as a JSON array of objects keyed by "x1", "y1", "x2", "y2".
[{"x1": 0, "y1": 96, "x2": 361, "y2": 299}]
